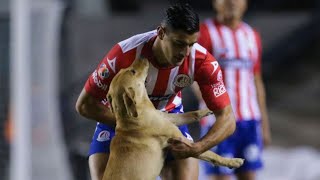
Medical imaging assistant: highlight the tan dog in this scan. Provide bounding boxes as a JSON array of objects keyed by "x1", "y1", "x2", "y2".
[{"x1": 103, "y1": 58, "x2": 244, "y2": 180}]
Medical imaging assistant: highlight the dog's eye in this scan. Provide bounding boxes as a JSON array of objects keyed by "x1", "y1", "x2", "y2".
[{"x1": 130, "y1": 69, "x2": 136, "y2": 74}]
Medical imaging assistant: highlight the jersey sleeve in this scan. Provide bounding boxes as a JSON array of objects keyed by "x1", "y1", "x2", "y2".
[
  {"x1": 253, "y1": 30, "x2": 262, "y2": 75},
  {"x1": 84, "y1": 44, "x2": 125, "y2": 102},
  {"x1": 198, "y1": 23, "x2": 213, "y2": 53},
  {"x1": 194, "y1": 52, "x2": 230, "y2": 111}
]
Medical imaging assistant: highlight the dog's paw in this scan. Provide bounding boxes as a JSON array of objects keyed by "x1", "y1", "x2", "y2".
[
  {"x1": 225, "y1": 158, "x2": 245, "y2": 169},
  {"x1": 196, "y1": 109, "x2": 213, "y2": 119}
]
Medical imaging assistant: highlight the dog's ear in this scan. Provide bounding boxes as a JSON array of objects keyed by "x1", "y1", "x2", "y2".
[{"x1": 123, "y1": 87, "x2": 138, "y2": 118}]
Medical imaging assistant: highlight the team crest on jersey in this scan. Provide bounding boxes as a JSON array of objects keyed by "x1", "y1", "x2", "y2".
[
  {"x1": 97, "y1": 130, "x2": 110, "y2": 142},
  {"x1": 98, "y1": 63, "x2": 110, "y2": 79},
  {"x1": 174, "y1": 74, "x2": 192, "y2": 88}
]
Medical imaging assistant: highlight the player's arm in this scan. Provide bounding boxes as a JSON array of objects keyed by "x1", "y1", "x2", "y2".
[
  {"x1": 195, "y1": 104, "x2": 235, "y2": 152},
  {"x1": 194, "y1": 53, "x2": 235, "y2": 153},
  {"x1": 254, "y1": 74, "x2": 271, "y2": 146},
  {"x1": 190, "y1": 81, "x2": 234, "y2": 152},
  {"x1": 253, "y1": 31, "x2": 271, "y2": 146},
  {"x1": 75, "y1": 88, "x2": 116, "y2": 126},
  {"x1": 168, "y1": 53, "x2": 235, "y2": 158},
  {"x1": 75, "y1": 44, "x2": 123, "y2": 126},
  {"x1": 190, "y1": 82, "x2": 206, "y2": 109},
  {"x1": 193, "y1": 22, "x2": 215, "y2": 109}
]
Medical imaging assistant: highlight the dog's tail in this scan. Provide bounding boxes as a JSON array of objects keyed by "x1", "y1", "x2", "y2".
[{"x1": 197, "y1": 151, "x2": 244, "y2": 169}]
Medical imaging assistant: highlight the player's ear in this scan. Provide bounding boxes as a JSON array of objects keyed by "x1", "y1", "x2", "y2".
[
  {"x1": 157, "y1": 26, "x2": 165, "y2": 40},
  {"x1": 123, "y1": 87, "x2": 138, "y2": 118}
]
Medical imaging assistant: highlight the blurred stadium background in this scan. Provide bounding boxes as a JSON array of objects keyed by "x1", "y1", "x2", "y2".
[{"x1": 0, "y1": 0, "x2": 319, "y2": 179}]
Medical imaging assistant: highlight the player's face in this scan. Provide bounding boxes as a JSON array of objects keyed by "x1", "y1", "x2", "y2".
[
  {"x1": 213, "y1": 0, "x2": 247, "y2": 21},
  {"x1": 160, "y1": 27, "x2": 198, "y2": 66}
]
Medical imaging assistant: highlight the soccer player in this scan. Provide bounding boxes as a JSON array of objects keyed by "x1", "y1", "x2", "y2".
[
  {"x1": 195, "y1": 0, "x2": 272, "y2": 179},
  {"x1": 75, "y1": 3, "x2": 236, "y2": 180}
]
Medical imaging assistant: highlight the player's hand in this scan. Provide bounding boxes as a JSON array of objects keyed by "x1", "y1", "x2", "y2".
[
  {"x1": 261, "y1": 120, "x2": 272, "y2": 147},
  {"x1": 167, "y1": 137, "x2": 201, "y2": 159},
  {"x1": 262, "y1": 129, "x2": 272, "y2": 147}
]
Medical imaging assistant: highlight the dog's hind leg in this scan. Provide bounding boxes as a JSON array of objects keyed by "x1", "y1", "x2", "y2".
[
  {"x1": 197, "y1": 151, "x2": 244, "y2": 168},
  {"x1": 167, "y1": 135, "x2": 244, "y2": 169}
]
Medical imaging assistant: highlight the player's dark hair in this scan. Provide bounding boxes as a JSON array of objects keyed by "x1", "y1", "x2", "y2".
[{"x1": 163, "y1": 2, "x2": 199, "y2": 34}]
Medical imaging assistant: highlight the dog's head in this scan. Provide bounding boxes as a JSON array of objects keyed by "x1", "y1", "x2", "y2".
[{"x1": 107, "y1": 58, "x2": 150, "y2": 118}]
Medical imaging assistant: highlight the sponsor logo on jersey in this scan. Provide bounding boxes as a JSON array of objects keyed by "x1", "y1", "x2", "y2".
[
  {"x1": 107, "y1": 57, "x2": 116, "y2": 73},
  {"x1": 174, "y1": 74, "x2": 192, "y2": 88},
  {"x1": 98, "y1": 63, "x2": 110, "y2": 79},
  {"x1": 148, "y1": 94, "x2": 173, "y2": 101},
  {"x1": 218, "y1": 58, "x2": 253, "y2": 69},
  {"x1": 92, "y1": 70, "x2": 108, "y2": 91},
  {"x1": 97, "y1": 130, "x2": 110, "y2": 142},
  {"x1": 210, "y1": 61, "x2": 219, "y2": 75},
  {"x1": 212, "y1": 81, "x2": 226, "y2": 97},
  {"x1": 216, "y1": 48, "x2": 229, "y2": 55}
]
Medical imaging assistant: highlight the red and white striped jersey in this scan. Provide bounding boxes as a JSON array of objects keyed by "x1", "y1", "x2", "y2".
[
  {"x1": 85, "y1": 30, "x2": 230, "y2": 113},
  {"x1": 198, "y1": 19, "x2": 262, "y2": 122}
]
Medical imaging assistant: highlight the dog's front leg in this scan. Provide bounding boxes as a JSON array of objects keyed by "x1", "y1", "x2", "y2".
[
  {"x1": 161, "y1": 109, "x2": 213, "y2": 126},
  {"x1": 166, "y1": 133, "x2": 244, "y2": 169},
  {"x1": 197, "y1": 151, "x2": 244, "y2": 168}
]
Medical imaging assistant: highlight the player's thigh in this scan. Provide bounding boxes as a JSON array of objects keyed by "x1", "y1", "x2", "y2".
[
  {"x1": 236, "y1": 171, "x2": 256, "y2": 180},
  {"x1": 161, "y1": 157, "x2": 199, "y2": 180},
  {"x1": 88, "y1": 153, "x2": 109, "y2": 180},
  {"x1": 88, "y1": 123, "x2": 114, "y2": 180},
  {"x1": 235, "y1": 121, "x2": 263, "y2": 174}
]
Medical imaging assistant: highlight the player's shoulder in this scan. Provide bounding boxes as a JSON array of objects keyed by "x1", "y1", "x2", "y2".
[
  {"x1": 192, "y1": 43, "x2": 218, "y2": 62},
  {"x1": 117, "y1": 30, "x2": 157, "y2": 53},
  {"x1": 201, "y1": 18, "x2": 214, "y2": 26},
  {"x1": 192, "y1": 43, "x2": 208, "y2": 61},
  {"x1": 193, "y1": 43, "x2": 207, "y2": 55},
  {"x1": 105, "y1": 30, "x2": 157, "y2": 71},
  {"x1": 241, "y1": 21, "x2": 260, "y2": 35}
]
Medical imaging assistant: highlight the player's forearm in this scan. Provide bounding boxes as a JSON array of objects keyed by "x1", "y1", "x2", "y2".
[
  {"x1": 78, "y1": 102, "x2": 116, "y2": 126},
  {"x1": 259, "y1": 99, "x2": 270, "y2": 134},
  {"x1": 255, "y1": 75, "x2": 272, "y2": 146},
  {"x1": 255, "y1": 75, "x2": 270, "y2": 132},
  {"x1": 75, "y1": 88, "x2": 116, "y2": 126},
  {"x1": 195, "y1": 105, "x2": 235, "y2": 154}
]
